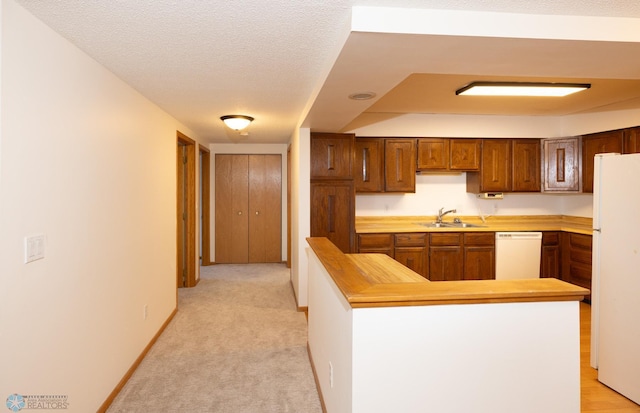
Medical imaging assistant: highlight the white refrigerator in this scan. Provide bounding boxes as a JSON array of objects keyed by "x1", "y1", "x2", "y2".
[{"x1": 591, "y1": 152, "x2": 640, "y2": 405}]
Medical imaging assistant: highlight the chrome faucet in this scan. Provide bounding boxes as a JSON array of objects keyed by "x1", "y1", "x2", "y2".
[{"x1": 436, "y1": 207, "x2": 457, "y2": 223}]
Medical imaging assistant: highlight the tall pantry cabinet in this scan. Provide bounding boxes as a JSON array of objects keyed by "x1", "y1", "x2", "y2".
[
  {"x1": 310, "y1": 133, "x2": 355, "y2": 253},
  {"x1": 215, "y1": 154, "x2": 282, "y2": 263}
]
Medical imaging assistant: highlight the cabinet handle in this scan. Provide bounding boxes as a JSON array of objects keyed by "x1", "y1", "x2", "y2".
[
  {"x1": 556, "y1": 148, "x2": 566, "y2": 182},
  {"x1": 327, "y1": 144, "x2": 335, "y2": 171},
  {"x1": 238, "y1": 211, "x2": 242, "y2": 215},
  {"x1": 255, "y1": 211, "x2": 259, "y2": 215},
  {"x1": 362, "y1": 148, "x2": 370, "y2": 182}
]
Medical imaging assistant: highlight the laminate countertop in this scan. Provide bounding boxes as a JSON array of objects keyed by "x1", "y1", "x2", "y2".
[
  {"x1": 356, "y1": 215, "x2": 593, "y2": 235},
  {"x1": 307, "y1": 237, "x2": 589, "y2": 308}
]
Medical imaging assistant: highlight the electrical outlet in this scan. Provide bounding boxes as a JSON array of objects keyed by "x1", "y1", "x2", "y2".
[
  {"x1": 329, "y1": 362, "x2": 334, "y2": 388},
  {"x1": 143, "y1": 305, "x2": 148, "y2": 320}
]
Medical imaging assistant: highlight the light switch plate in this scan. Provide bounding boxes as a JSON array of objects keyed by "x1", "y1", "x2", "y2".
[{"x1": 25, "y1": 234, "x2": 45, "y2": 263}]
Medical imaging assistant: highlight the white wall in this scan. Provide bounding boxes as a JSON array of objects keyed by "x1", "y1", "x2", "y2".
[
  {"x1": 291, "y1": 128, "x2": 311, "y2": 307},
  {"x1": 208, "y1": 143, "x2": 288, "y2": 262},
  {"x1": 0, "y1": 1, "x2": 199, "y2": 411}
]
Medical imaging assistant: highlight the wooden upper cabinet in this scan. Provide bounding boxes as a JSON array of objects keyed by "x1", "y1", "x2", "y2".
[
  {"x1": 354, "y1": 138, "x2": 384, "y2": 192},
  {"x1": 511, "y1": 139, "x2": 541, "y2": 192},
  {"x1": 624, "y1": 127, "x2": 640, "y2": 154},
  {"x1": 417, "y1": 138, "x2": 480, "y2": 171},
  {"x1": 384, "y1": 139, "x2": 416, "y2": 192},
  {"x1": 467, "y1": 139, "x2": 540, "y2": 193},
  {"x1": 468, "y1": 139, "x2": 512, "y2": 192},
  {"x1": 542, "y1": 138, "x2": 581, "y2": 192},
  {"x1": 450, "y1": 139, "x2": 481, "y2": 171},
  {"x1": 417, "y1": 138, "x2": 449, "y2": 170},
  {"x1": 310, "y1": 132, "x2": 354, "y2": 179},
  {"x1": 582, "y1": 130, "x2": 623, "y2": 193}
]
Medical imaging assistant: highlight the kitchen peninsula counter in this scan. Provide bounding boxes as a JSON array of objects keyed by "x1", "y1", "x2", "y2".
[
  {"x1": 308, "y1": 237, "x2": 588, "y2": 308},
  {"x1": 307, "y1": 236, "x2": 588, "y2": 413},
  {"x1": 356, "y1": 214, "x2": 592, "y2": 235}
]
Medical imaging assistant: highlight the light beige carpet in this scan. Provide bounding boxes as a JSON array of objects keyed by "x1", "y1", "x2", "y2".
[{"x1": 107, "y1": 263, "x2": 322, "y2": 413}]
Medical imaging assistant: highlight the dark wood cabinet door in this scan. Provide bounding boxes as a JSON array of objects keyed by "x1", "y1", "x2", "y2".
[
  {"x1": 542, "y1": 138, "x2": 580, "y2": 192},
  {"x1": 310, "y1": 133, "x2": 354, "y2": 179},
  {"x1": 395, "y1": 247, "x2": 426, "y2": 277},
  {"x1": 384, "y1": 139, "x2": 416, "y2": 192},
  {"x1": 512, "y1": 139, "x2": 541, "y2": 192},
  {"x1": 354, "y1": 138, "x2": 384, "y2": 192},
  {"x1": 582, "y1": 130, "x2": 623, "y2": 193},
  {"x1": 624, "y1": 127, "x2": 640, "y2": 154},
  {"x1": 215, "y1": 154, "x2": 249, "y2": 263},
  {"x1": 479, "y1": 139, "x2": 511, "y2": 192},
  {"x1": 561, "y1": 233, "x2": 592, "y2": 299},
  {"x1": 540, "y1": 232, "x2": 561, "y2": 278},
  {"x1": 417, "y1": 138, "x2": 449, "y2": 170},
  {"x1": 450, "y1": 139, "x2": 480, "y2": 171},
  {"x1": 310, "y1": 182, "x2": 354, "y2": 253},
  {"x1": 429, "y1": 246, "x2": 463, "y2": 281},
  {"x1": 463, "y1": 246, "x2": 495, "y2": 280}
]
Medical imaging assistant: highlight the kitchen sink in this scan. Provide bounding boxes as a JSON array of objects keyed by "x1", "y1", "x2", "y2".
[{"x1": 416, "y1": 222, "x2": 486, "y2": 228}]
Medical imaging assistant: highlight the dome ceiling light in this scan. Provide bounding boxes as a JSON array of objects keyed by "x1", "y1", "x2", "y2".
[{"x1": 220, "y1": 115, "x2": 254, "y2": 131}]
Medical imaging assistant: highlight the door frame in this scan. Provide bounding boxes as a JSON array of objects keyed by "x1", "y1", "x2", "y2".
[
  {"x1": 177, "y1": 131, "x2": 197, "y2": 288},
  {"x1": 199, "y1": 144, "x2": 211, "y2": 266}
]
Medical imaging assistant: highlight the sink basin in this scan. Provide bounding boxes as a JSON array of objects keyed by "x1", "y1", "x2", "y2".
[
  {"x1": 417, "y1": 222, "x2": 450, "y2": 228},
  {"x1": 416, "y1": 222, "x2": 486, "y2": 228},
  {"x1": 448, "y1": 222, "x2": 486, "y2": 228}
]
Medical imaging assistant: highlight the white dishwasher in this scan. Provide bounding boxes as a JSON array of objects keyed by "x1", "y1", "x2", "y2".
[{"x1": 495, "y1": 232, "x2": 542, "y2": 280}]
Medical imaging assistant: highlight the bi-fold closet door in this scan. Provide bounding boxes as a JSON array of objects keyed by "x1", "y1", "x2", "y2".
[{"x1": 215, "y1": 154, "x2": 282, "y2": 263}]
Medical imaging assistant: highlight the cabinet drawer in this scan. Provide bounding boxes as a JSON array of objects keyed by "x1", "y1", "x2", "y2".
[
  {"x1": 569, "y1": 233, "x2": 592, "y2": 250},
  {"x1": 395, "y1": 233, "x2": 427, "y2": 247},
  {"x1": 463, "y1": 232, "x2": 494, "y2": 246},
  {"x1": 430, "y1": 233, "x2": 463, "y2": 246},
  {"x1": 358, "y1": 233, "x2": 393, "y2": 249}
]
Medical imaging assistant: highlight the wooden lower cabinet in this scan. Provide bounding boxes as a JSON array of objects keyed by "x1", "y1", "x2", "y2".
[
  {"x1": 357, "y1": 233, "x2": 427, "y2": 278},
  {"x1": 394, "y1": 233, "x2": 427, "y2": 276},
  {"x1": 462, "y1": 233, "x2": 495, "y2": 280},
  {"x1": 429, "y1": 233, "x2": 464, "y2": 281},
  {"x1": 541, "y1": 231, "x2": 561, "y2": 278},
  {"x1": 561, "y1": 232, "x2": 592, "y2": 300}
]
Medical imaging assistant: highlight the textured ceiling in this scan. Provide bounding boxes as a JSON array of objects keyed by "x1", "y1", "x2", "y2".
[{"x1": 14, "y1": 0, "x2": 640, "y2": 143}]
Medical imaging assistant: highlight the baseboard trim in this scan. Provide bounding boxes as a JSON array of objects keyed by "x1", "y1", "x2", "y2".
[
  {"x1": 97, "y1": 307, "x2": 178, "y2": 412},
  {"x1": 307, "y1": 343, "x2": 327, "y2": 413}
]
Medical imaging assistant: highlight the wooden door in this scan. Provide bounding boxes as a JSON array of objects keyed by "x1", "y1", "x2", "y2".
[
  {"x1": 215, "y1": 154, "x2": 249, "y2": 263},
  {"x1": 512, "y1": 139, "x2": 541, "y2": 192},
  {"x1": 248, "y1": 154, "x2": 282, "y2": 263}
]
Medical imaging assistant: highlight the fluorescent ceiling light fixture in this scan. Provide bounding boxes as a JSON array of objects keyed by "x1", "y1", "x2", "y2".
[
  {"x1": 456, "y1": 82, "x2": 591, "y2": 97},
  {"x1": 220, "y1": 115, "x2": 254, "y2": 130}
]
